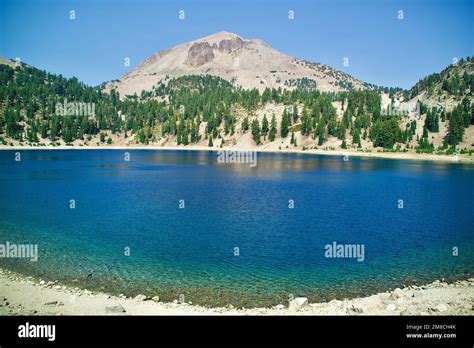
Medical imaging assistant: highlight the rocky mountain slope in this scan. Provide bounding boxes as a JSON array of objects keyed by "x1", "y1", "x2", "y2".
[
  {"x1": 385, "y1": 58, "x2": 474, "y2": 150},
  {"x1": 0, "y1": 43, "x2": 472, "y2": 158},
  {"x1": 105, "y1": 31, "x2": 369, "y2": 97}
]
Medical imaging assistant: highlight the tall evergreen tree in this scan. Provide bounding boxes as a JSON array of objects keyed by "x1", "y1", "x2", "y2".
[
  {"x1": 317, "y1": 120, "x2": 325, "y2": 145},
  {"x1": 261, "y1": 114, "x2": 269, "y2": 140},
  {"x1": 352, "y1": 128, "x2": 361, "y2": 147},
  {"x1": 251, "y1": 119, "x2": 261, "y2": 145},
  {"x1": 269, "y1": 114, "x2": 277, "y2": 141},
  {"x1": 280, "y1": 110, "x2": 290, "y2": 138},
  {"x1": 301, "y1": 109, "x2": 311, "y2": 135},
  {"x1": 444, "y1": 105, "x2": 465, "y2": 146},
  {"x1": 242, "y1": 117, "x2": 249, "y2": 132}
]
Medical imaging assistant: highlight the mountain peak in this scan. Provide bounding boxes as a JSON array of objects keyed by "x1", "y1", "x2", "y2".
[
  {"x1": 106, "y1": 32, "x2": 367, "y2": 97},
  {"x1": 199, "y1": 31, "x2": 243, "y2": 42}
]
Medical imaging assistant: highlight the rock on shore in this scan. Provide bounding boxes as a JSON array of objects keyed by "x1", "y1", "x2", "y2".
[{"x1": 0, "y1": 268, "x2": 472, "y2": 316}]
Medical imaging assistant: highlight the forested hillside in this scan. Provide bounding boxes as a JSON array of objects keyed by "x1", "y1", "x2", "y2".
[
  {"x1": 0, "y1": 59, "x2": 472, "y2": 155},
  {"x1": 409, "y1": 57, "x2": 474, "y2": 99}
]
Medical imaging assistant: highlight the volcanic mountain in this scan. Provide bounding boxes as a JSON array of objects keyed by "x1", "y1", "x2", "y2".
[{"x1": 105, "y1": 31, "x2": 369, "y2": 97}]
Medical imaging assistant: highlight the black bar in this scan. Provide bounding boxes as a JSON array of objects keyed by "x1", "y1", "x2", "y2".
[{"x1": 0, "y1": 315, "x2": 472, "y2": 346}]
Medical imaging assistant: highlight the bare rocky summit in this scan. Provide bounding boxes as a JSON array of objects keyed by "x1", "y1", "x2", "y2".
[{"x1": 105, "y1": 31, "x2": 367, "y2": 97}]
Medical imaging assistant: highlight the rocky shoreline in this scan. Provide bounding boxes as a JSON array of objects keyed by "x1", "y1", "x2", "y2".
[{"x1": 0, "y1": 268, "x2": 472, "y2": 315}]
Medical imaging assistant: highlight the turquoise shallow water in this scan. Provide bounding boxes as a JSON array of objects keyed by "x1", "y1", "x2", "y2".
[{"x1": 0, "y1": 150, "x2": 473, "y2": 307}]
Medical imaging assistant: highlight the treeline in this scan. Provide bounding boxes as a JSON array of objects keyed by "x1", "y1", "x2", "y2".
[
  {"x1": 443, "y1": 98, "x2": 473, "y2": 148},
  {"x1": 409, "y1": 57, "x2": 474, "y2": 99},
  {"x1": 415, "y1": 99, "x2": 473, "y2": 153},
  {"x1": 0, "y1": 62, "x2": 472, "y2": 152},
  {"x1": 0, "y1": 63, "x2": 119, "y2": 143}
]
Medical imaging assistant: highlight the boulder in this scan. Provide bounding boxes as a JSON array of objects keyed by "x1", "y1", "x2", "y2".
[
  {"x1": 275, "y1": 304, "x2": 285, "y2": 310},
  {"x1": 134, "y1": 294, "x2": 147, "y2": 301},
  {"x1": 104, "y1": 300, "x2": 125, "y2": 313},
  {"x1": 434, "y1": 304, "x2": 449, "y2": 312},
  {"x1": 389, "y1": 288, "x2": 404, "y2": 300},
  {"x1": 151, "y1": 296, "x2": 160, "y2": 302},
  {"x1": 289, "y1": 297, "x2": 308, "y2": 311}
]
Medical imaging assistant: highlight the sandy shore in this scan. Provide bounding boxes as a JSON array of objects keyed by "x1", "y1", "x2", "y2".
[
  {"x1": 0, "y1": 269, "x2": 472, "y2": 315},
  {"x1": 0, "y1": 144, "x2": 472, "y2": 163}
]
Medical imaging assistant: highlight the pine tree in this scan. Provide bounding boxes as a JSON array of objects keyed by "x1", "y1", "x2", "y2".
[
  {"x1": 40, "y1": 121, "x2": 48, "y2": 139},
  {"x1": 352, "y1": 128, "x2": 361, "y2": 147},
  {"x1": 261, "y1": 114, "x2": 269, "y2": 140},
  {"x1": 182, "y1": 126, "x2": 189, "y2": 145},
  {"x1": 251, "y1": 119, "x2": 261, "y2": 144},
  {"x1": 317, "y1": 121, "x2": 325, "y2": 145},
  {"x1": 370, "y1": 118, "x2": 401, "y2": 149},
  {"x1": 444, "y1": 105, "x2": 465, "y2": 146},
  {"x1": 242, "y1": 117, "x2": 249, "y2": 132},
  {"x1": 281, "y1": 110, "x2": 290, "y2": 138},
  {"x1": 138, "y1": 130, "x2": 146, "y2": 144},
  {"x1": 190, "y1": 120, "x2": 198, "y2": 143},
  {"x1": 302, "y1": 109, "x2": 311, "y2": 135},
  {"x1": 269, "y1": 114, "x2": 277, "y2": 141},
  {"x1": 292, "y1": 105, "x2": 298, "y2": 123},
  {"x1": 208, "y1": 136, "x2": 213, "y2": 147}
]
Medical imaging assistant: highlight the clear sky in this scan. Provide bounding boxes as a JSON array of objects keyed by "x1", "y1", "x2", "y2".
[{"x1": 0, "y1": 0, "x2": 472, "y2": 89}]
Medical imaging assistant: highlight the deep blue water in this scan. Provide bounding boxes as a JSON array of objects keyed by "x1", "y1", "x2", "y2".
[{"x1": 0, "y1": 150, "x2": 473, "y2": 307}]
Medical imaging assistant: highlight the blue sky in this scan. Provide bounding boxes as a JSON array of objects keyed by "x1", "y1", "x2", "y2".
[{"x1": 0, "y1": 0, "x2": 472, "y2": 89}]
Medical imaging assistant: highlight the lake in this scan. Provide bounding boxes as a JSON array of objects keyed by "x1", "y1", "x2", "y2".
[{"x1": 0, "y1": 150, "x2": 472, "y2": 307}]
